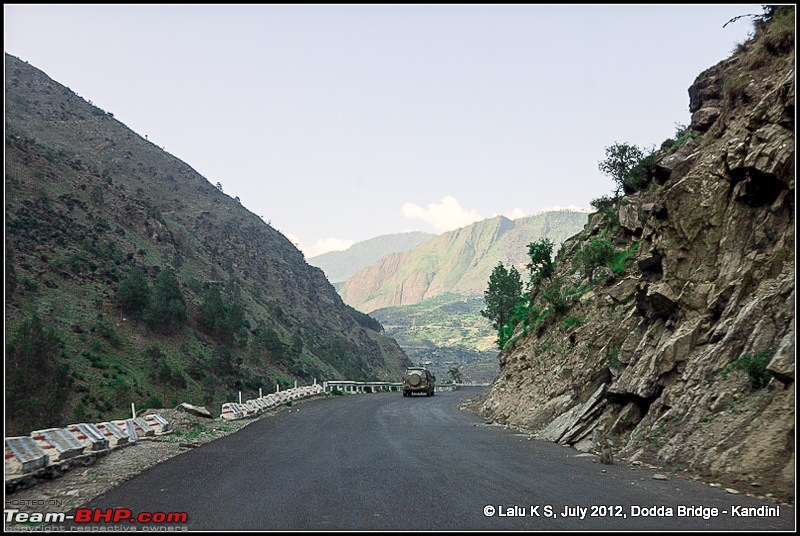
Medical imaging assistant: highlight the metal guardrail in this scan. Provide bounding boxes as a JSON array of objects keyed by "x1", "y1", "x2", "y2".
[{"x1": 322, "y1": 381, "x2": 461, "y2": 393}]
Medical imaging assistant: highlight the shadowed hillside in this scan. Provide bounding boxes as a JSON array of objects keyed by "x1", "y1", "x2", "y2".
[{"x1": 5, "y1": 53, "x2": 410, "y2": 435}]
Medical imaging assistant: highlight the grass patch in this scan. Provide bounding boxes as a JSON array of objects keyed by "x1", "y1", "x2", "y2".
[
  {"x1": 561, "y1": 316, "x2": 583, "y2": 329},
  {"x1": 721, "y1": 349, "x2": 772, "y2": 389},
  {"x1": 609, "y1": 242, "x2": 640, "y2": 273}
]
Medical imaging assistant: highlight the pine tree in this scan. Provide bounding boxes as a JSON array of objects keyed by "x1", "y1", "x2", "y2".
[
  {"x1": 116, "y1": 266, "x2": 150, "y2": 317},
  {"x1": 145, "y1": 268, "x2": 186, "y2": 334},
  {"x1": 481, "y1": 262, "x2": 523, "y2": 333}
]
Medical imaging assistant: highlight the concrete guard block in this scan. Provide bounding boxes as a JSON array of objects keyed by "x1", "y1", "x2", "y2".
[
  {"x1": 113, "y1": 420, "x2": 139, "y2": 443},
  {"x1": 221, "y1": 403, "x2": 244, "y2": 420},
  {"x1": 67, "y1": 423, "x2": 109, "y2": 453},
  {"x1": 5, "y1": 437, "x2": 49, "y2": 477},
  {"x1": 96, "y1": 422, "x2": 130, "y2": 448},
  {"x1": 247, "y1": 399, "x2": 266, "y2": 412},
  {"x1": 30, "y1": 428, "x2": 84, "y2": 463},
  {"x1": 132, "y1": 417, "x2": 156, "y2": 437},
  {"x1": 144, "y1": 414, "x2": 172, "y2": 435}
]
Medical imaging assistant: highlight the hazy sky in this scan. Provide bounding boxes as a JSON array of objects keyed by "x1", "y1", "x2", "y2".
[{"x1": 5, "y1": 5, "x2": 760, "y2": 256}]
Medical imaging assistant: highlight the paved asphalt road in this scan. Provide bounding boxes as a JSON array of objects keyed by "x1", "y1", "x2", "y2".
[{"x1": 68, "y1": 389, "x2": 793, "y2": 531}]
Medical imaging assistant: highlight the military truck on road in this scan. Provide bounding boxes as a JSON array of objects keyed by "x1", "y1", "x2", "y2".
[{"x1": 403, "y1": 367, "x2": 435, "y2": 397}]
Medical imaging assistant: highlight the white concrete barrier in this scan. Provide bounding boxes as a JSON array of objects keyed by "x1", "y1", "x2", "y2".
[
  {"x1": 30, "y1": 428, "x2": 84, "y2": 463},
  {"x1": 131, "y1": 417, "x2": 156, "y2": 437},
  {"x1": 96, "y1": 422, "x2": 130, "y2": 448},
  {"x1": 219, "y1": 383, "x2": 323, "y2": 420},
  {"x1": 113, "y1": 420, "x2": 139, "y2": 443},
  {"x1": 67, "y1": 423, "x2": 109, "y2": 453},
  {"x1": 5, "y1": 437, "x2": 49, "y2": 477},
  {"x1": 248, "y1": 399, "x2": 268, "y2": 412},
  {"x1": 143, "y1": 414, "x2": 171, "y2": 435},
  {"x1": 221, "y1": 403, "x2": 245, "y2": 421}
]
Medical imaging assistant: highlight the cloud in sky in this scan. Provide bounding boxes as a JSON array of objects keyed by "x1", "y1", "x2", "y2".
[
  {"x1": 506, "y1": 208, "x2": 527, "y2": 220},
  {"x1": 286, "y1": 234, "x2": 355, "y2": 258},
  {"x1": 402, "y1": 196, "x2": 483, "y2": 233}
]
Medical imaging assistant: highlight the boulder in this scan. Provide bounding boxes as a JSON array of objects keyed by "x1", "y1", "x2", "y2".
[
  {"x1": 179, "y1": 403, "x2": 213, "y2": 419},
  {"x1": 767, "y1": 322, "x2": 795, "y2": 384},
  {"x1": 691, "y1": 105, "x2": 720, "y2": 132},
  {"x1": 636, "y1": 283, "x2": 678, "y2": 319},
  {"x1": 618, "y1": 202, "x2": 642, "y2": 233},
  {"x1": 607, "y1": 279, "x2": 637, "y2": 304}
]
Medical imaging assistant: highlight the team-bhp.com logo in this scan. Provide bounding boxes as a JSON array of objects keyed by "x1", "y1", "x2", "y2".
[{"x1": 6, "y1": 508, "x2": 188, "y2": 524}]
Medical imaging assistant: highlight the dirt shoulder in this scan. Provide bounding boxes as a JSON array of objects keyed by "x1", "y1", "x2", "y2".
[{"x1": 4, "y1": 402, "x2": 302, "y2": 516}]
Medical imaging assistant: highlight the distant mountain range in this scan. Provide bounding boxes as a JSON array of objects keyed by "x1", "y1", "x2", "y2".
[
  {"x1": 339, "y1": 211, "x2": 588, "y2": 313},
  {"x1": 307, "y1": 231, "x2": 435, "y2": 283},
  {"x1": 334, "y1": 211, "x2": 588, "y2": 382}
]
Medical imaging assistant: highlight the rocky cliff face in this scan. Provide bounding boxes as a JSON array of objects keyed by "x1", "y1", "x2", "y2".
[{"x1": 478, "y1": 10, "x2": 794, "y2": 500}]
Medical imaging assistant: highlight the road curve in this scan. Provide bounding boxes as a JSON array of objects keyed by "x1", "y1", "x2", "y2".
[{"x1": 68, "y1": 389, "x2": 793, "y2": 531}]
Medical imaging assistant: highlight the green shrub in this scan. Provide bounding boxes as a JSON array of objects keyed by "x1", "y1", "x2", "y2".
[
  {"x1": 346, "y1": 305, "x2": 384, "y2": 332},
  {"x1": 541, "y1": 277, "x2": 573, "y2": 317},
  {"x1": 609, "y1": 242, "x2": 640, "y2": 274},
  {"x1": 590, "y1": 195, "x2": 615, "y2": 213},
  {"x1": 625, "y1": 152, "x2": 656, "y2": 191},
  {"x1": 759, "y1": 6, "x2": 794, "y2": 56},
  {"x1": 197, "y1": 285, "x2": 246, "y2": 345},
  {"x1": 91, "y1": 319, "x2": 121, "y2": 347},
  {"x1": 21, "y1": 277, "x2": 39, "y2": 291},
  {"x1": 72, "y1": 402, "x2": 91, "y2": 422},
  {"x1": 724, "y1": 349, "x2": 772, "y2": 389},
  {"x1": 606, "y1": 344, "x2": 624, "y2": 369},
  {"x1": 526, "y1": 238, "x2": 555, "y2": 282},
  {"x1": 580, "y1": 237, "x2": 615, "y2": 281}
]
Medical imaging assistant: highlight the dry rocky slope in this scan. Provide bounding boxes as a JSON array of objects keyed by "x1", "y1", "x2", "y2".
[{"x1": 478, "y1": 11, "x2": 794, "y2": 501}]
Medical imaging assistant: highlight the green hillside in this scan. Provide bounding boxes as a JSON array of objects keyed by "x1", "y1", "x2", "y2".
[
  {"x1": 340, "y1": 211, "x2": 588, "y2": 312},
  {"x1": 4, "y1": 54, "x2": 410, "y2": 435},
  {"x1": 340, "y1": 211, "x2": 588, "y2": 383},
  {"x1": 370, "y1": 295, "x2": 500, "y2": 384}
]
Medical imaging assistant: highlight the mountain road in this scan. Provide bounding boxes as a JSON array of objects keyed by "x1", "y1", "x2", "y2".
[{"x1": 65, "y1": 388, "x2": 793, "y2": 531}]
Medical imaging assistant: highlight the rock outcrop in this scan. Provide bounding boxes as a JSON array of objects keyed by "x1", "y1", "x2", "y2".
[{"x1": 479, "y1": 10, "x2": 794, "y2": 501}]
